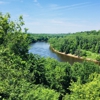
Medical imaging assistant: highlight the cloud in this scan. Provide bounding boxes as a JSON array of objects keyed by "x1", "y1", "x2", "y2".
[
  {"x1": 0, "y1": 1, "x2": 7, "y2": 4},
  {"x1": 49, "y1": 2, "x2": 90, "y2": 10},
  {"x1": 26, "y1": 22, "x2": 40, "y2": 25},
  {"x1": 51, "y1": 19, "x2": 65, "y2": 24},
  {"x1": 33, "y1": 0, "x2": 41, "y2": 7},
  {"x1": 33, "y1": 0, "x2": 37, "y2": 3},
  {"x1": 24, "y1": 18, "x2": 87, "y2": 33},
  {"x1": 20, "y1": 0, "x2": 23, "y2": 3},
  {"x1": 22, "y1": 14, "x2": 30, "y2": 21}
]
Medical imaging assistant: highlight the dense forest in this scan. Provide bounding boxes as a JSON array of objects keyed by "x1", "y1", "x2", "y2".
[
  {"x1": 48, "y1": 31, "x2": 100, "y2": 61},
  {"x1": 0, "y1": 13, "x2": 100, "y2": 100}
]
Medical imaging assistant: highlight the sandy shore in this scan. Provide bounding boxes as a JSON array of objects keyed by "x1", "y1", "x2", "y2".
[{"x1": 50, "y1": 46, "x2": 100, "y2": 64}]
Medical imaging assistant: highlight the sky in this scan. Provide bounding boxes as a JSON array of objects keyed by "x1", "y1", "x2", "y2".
[{"x1": 0, "y1": 0, "x2": 100, "y2": 33}]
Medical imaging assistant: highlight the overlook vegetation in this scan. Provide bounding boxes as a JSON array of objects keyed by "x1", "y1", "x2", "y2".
[{"x1": 0, "y1": 13, "x2": 100, "y2": 100}]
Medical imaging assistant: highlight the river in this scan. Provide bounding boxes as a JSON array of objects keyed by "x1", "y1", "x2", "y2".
[{"x1": 29, "y1": 42, "x2": 83, "y2": 64}]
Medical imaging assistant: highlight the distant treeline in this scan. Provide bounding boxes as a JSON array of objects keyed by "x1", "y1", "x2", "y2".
[
  {"x1": 28, "y1": 33, "x2": 69, "y2": 43},
  {"x1": 49, "y1": 30, "x2": 100, "y2": 53}
]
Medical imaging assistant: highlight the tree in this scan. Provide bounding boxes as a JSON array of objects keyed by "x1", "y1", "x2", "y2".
[
  {"x1": 71, "y1": 61, "x2": 100, "y2": 84},
  {"x1": 96, "y1": 55, "x2": 100, "y2": 61},
  {"x1": 0, "y1": 13, "x2": 29, "y2": 58},
  {"x1": 23, "y1": 85, "x2": 60, "y2": 100},
  {"x1": 63, "y1": 73, "x2": 100, "y2": 100}
]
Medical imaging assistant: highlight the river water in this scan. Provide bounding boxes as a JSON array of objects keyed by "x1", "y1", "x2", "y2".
[{"x1": 29, "y1": 42, "x2": 83, "y2": 64}]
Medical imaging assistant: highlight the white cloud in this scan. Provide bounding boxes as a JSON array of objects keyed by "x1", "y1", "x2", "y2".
[
  {"x1": 20, "y1": 0, "x2": 23, "y2": 3},
  {"x1": 24, "y1": 18, "x2": 87, "y2": 33},
  {"x1": 33, "y1": 0, "x2": 37, "y2": 3},
  {"x1": 26, "y1": 22, "x2": 40, "y2": 25},
  {"x1": 0, "y1": 1, "x2": 7, "y2": 4},
  {"x1": 49, "y1": 2, "x2": 90, "y2": 10},
  {"x1": 23, "y1": 14, "x2": 30, "y2": 18},
  {"x1": 33, "y1": 0, "x2": 41, "y2": 7},
  {"x1": 51, "y1": 19, "x2": 65, "y2": 24}
]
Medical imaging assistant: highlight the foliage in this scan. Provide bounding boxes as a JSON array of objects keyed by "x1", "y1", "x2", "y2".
[
  {"x1": 23, "y1": 85, "x2": 60, "y2": 100},
  {"x1": 44, "y1": 58, "x2": 72, "y2": 93},
  {"x1": 28, "y1": 33, "x2": 68, "y2": 43},
  {"x1": 63, "y1": 73, "x2": 100, "y2": 100},
  {"x1": 71, "y1": 61, "x2": 100, "y2": 83},
  {"x1": 48, "y1": 31, "x2": 100, "y2": 60},
  {"x1": 96, "y1": 55, "x2": 100, "y2": 61}
]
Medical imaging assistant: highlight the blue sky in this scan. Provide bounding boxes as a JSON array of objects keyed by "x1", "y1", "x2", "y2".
[{"x1": 0, "y1": 0, "x2": 100, "y2": 33}]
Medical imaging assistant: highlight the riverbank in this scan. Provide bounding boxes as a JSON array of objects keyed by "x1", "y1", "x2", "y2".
[{"x1": 50, "y1": 46, "x2": 100, "y2": 64}]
